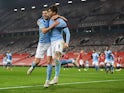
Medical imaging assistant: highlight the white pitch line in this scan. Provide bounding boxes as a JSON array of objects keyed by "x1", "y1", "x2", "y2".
[
  {"x1": 0, "y1": 79, "x2": 123, "y2": 90},
  {"x1": 57, "y1": 79, "x2": 123, "y2": 85}
]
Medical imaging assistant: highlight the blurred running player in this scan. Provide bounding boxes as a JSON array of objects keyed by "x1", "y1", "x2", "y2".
[
  {"x1": 114, "y1": 52, "x2": 122, "y2": 71},
  {"x1": 104, "y1": 47, "x2": 115, "y2": 74},
  {"x1": 99, "y1": 52, "x2": 105, "y2": 71},
  {"x1": 91, "y1": 49, "x2": 99, "y2": 71},
  {"x1": 116, "y1": 56, "x2": 122, "y2": 71},
  {"x1": 77, "y1": 50, "x2": 85, "y2": 71},
  {"x1": 2, "y1": 54, "x2": 7, "y2": 69},
  {"x1": 6, "y1": 50, "x2": 12, "y2": 71}
]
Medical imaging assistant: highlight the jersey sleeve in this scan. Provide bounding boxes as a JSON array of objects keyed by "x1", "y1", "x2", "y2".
[
  {"x1": 63, "y1": 27, "x2": 70, "y2": 44},
  {"x1": 37, "y1": 19, "x2": 45, "y2": 29},
  {"x1": 56, "y1": 18, "x2": 67, "y2": 27},
  {"x1": 39, "y1": 23, "x2": 45, "y2": 29}
]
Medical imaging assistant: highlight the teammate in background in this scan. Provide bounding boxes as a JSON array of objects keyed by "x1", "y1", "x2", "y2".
[
  {"x1": 77, "y1": 50, "x2": 85, "y2": 71},
  {"x1": 27, "y1": 10, "x2": 66, "y2": 75},
  {"x1": 2, "y1": 54, "x2": 7, "y2": 69},
  {"x1": 44, "y1": 5, "x2": 70, "y2": 87},
  {"x1": 6, "y1": 50, "x2": 13, "y2": 71},
  {"x1": 104, "y1": 47, "x2": 115, "y2": 74},
  {"x1": 99, "y1": 52, "x2": 105, "y2": 71},
  {"x1": 91, "y1": 49, "x2": 99, "y2": 71}
]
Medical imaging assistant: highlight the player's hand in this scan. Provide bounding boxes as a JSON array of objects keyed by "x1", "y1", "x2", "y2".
[
  {"x1": 64, "y1": 43, "x2": 69, "y2": 48},
  {"x1": 51, "y1": 15, "x2": 59, "y2": 20}
]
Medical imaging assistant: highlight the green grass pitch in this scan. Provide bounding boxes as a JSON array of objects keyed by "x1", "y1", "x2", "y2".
[{"x1": 0, "y1": 67, "x2": 124, "y2": 93}]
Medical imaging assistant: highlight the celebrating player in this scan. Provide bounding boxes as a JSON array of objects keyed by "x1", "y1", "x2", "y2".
[
  {"x1": 27, "y1": 10, "x2": 59, "y2": 75},
  {"x1": 44, "y1": 5, "x2": 70, "y2": 87}
]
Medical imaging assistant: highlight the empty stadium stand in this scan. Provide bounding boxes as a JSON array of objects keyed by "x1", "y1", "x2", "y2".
[{"x1": 0, "y1": 0, "x2": 124, "y2": 67}]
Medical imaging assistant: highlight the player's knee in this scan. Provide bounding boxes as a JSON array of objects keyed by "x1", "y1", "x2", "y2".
[
  {"x1": 47, "y1": 60, "x2": 52, "y2": 64},
  {"x1": 55, "y1": 51, "x2": 61, "y2": 59},
  {"x1": 47, "y1": 56, "x2": 52, "y2": 64},
  {"x1": 34, "y1": 58, "x2": 40, "y2": 64}
]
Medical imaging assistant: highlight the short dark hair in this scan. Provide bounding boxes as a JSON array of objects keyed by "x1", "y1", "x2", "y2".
[
  {"x1": 93, "y1": 49, "x2": 96, "y2": 51},
  {"x1": 49, "y1": 5, "x2": 58, "y2": 13},
  {"x1": 42, "y1": 8, "x2": 48, "y2": 12}
]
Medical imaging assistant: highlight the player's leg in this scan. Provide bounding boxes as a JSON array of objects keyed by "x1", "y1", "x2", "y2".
[
  {"x1": 73, "y1": 59, "x2": 79, "y2": 67},
  {"x1": 100, "y1": 62, "x2": 104, "y2": 71},
  {"x1": 6, "y1": 62, "x2": 9, "y2": 70},
  {"x1": 118, "y1": 64, "x2": 122, "y2": 71},
  {"x1": 85, "y1": 64, "x2": 89, "y2": 71},
  {"x1": 110, "y1": 61, "x2": 114, "y2": 74},
  {"x1": 92, "y1": 62, "x2": 95, "y2": 71},
  {"x1": 61, "y1": 59, "x2": 78, "y2": 67},
  {"x1": 44, "y1": 56, "x2": 52, "y2": 88},
  {"x1": 78, "y1": 60, "x2": 82, "y2": 71},
  {"x1": 82, "y1": 62, "x2": 85, "y2": 69},
  {"x1": 61, "y1": 60, "x2": 71, "y2": 70},
  {"x1": 108, "y1": 62, "x2": 112, "y2": 72},
  {"x1": 6, "y1": 61, "x2": 11, "y2": 70},
  {"x1": 3, "y1": 62, "x2": 6, "y2": 69},
  {"x1": 105, "y1": 62, "x2": 108, "y2": 73},
  {"x1": 27, "y1": 43, "x2": 47, "y2": 75},
  {"x1": 27, "y1": 58, "x2": 41, "y2": 75},
  {"x1": 61, "y1": 59, "x2": 72, "y2": 65},
  {"x1": 95, "y1": 62, "x2": 99, "y2": 71},
  {"x1": 116, "y1": 63, "x2": 120, "y2": 71},
  {"x1": 49, "y1": 41, "x2": 64, "y2": 85},
  {"x1": 9, "y1": 61, "x2": 13, "y2": 71},
  {"x1": 104, "y1": 60, "x2": 108, "y2": 72},
  {"x1": 49, "y1": 51, "x2": 61, "y2": 84},
  {"x1": 105, "y1": 62, "x2": 111, "y2": 73},
  {"x1": 44, "y1": 46, "x2": 53, "y2": 88}
]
